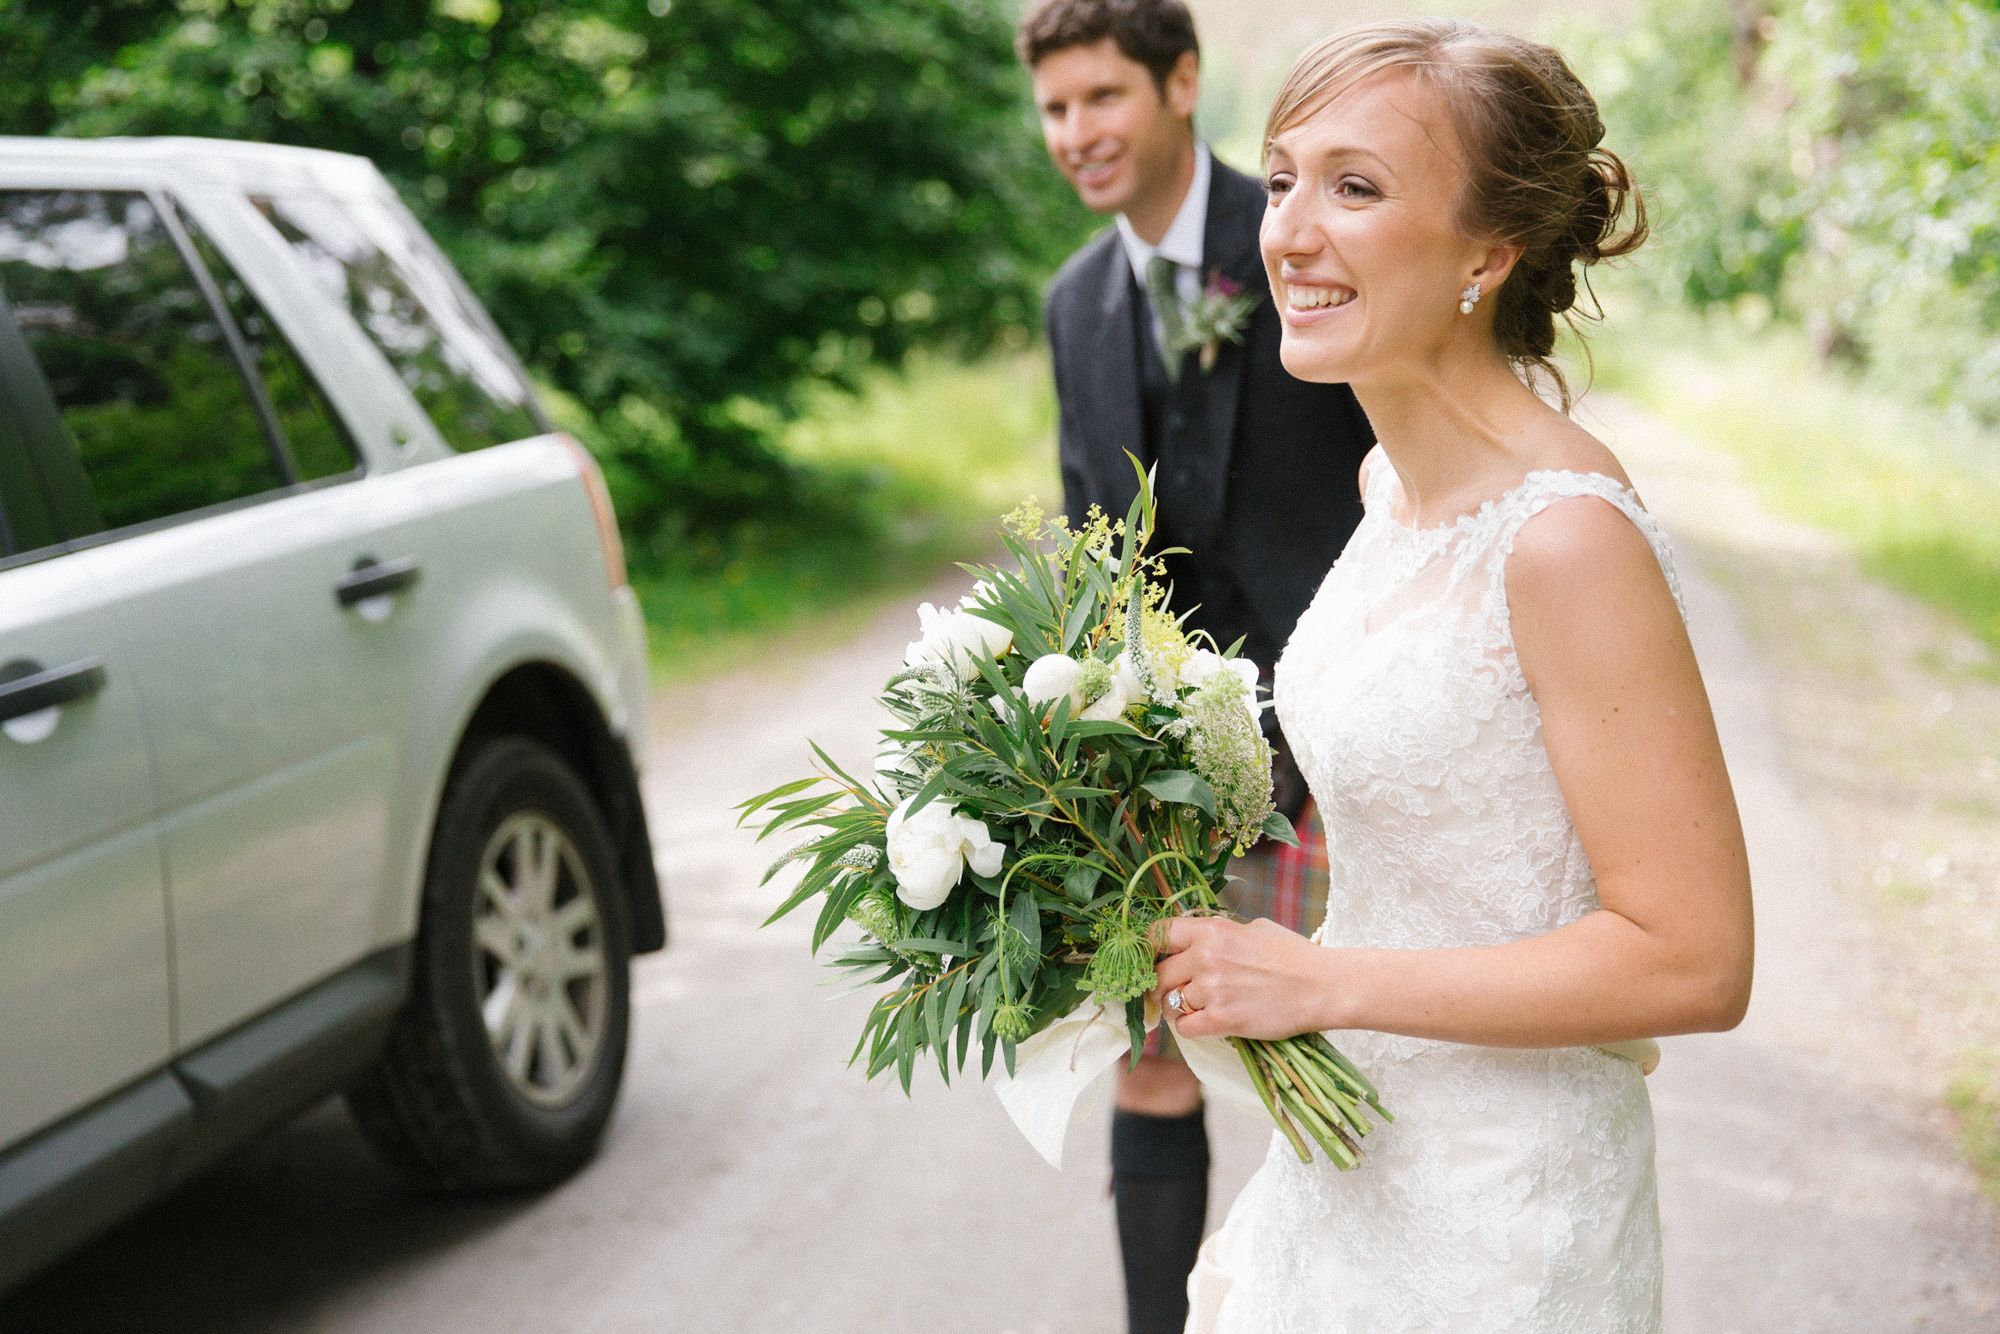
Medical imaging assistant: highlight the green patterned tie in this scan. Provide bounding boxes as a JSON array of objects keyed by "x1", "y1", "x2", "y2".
[{"x1": 1145, "y1": 254, "x2": 1185, "y2": 383}]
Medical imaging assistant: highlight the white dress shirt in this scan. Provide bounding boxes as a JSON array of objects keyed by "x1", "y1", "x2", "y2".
[{"x1": 1115, "y1": 142, "x2": 1211, "y2": 338}]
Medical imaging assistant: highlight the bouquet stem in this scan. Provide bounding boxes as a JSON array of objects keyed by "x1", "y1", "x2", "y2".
[
  {"x1": 1235, "y1": 1037, "x2": 1312, "y2": 1162},
  {"x1": 1229, "y1": 1032, "x2": 1391, "y2": 1168}
]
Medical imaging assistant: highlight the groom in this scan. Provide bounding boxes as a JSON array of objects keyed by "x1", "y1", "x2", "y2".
[{"x1": 1019, "y1": 2, "x2": 1374, "y2": 1331}]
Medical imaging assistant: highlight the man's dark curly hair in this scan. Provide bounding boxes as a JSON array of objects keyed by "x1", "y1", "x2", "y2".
[{"x1": 1016, "y1": 0, "x2": 1200, "y2": 91}]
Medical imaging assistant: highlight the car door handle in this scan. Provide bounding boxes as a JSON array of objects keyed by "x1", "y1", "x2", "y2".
[
  {"x1": 0, "y1": 657, "x2": 108, "y2": 725},
  {"x1": 335, "y1": 557, "x2": 421, "y2": 608}
]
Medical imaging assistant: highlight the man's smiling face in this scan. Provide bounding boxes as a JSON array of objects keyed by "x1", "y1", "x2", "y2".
[{"x1": 1031, "y1": 37, "x2": 1196, "y2": 218}]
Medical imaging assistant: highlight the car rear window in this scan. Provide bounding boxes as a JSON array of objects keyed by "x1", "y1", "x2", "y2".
[
  {"x1": 252, "y1": 193, "x2": 541, "y2": 452},
  {"x1": 0, "y1": 189, "x2": 288, "y2": 532},
  {"x1": 183, "y1": 222, "x2": 360, "y2": 484},
  {"x1": 0, "y1": 352, "x2": 61, "y2": 560},
  {"x1": 0, "y1": 413, "x2": 33, "y2": 558}
]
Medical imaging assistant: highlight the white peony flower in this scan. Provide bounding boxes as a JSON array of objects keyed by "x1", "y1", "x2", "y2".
[
  {"x1": 1080, "y1": 652, "x2": 1145, "y2": 722},
  {"x1": 884, "y1": 797, "x2": 1007, "y2": 910},
  {"x1": 904, "y1": 601, "x2": 1013, "y2": 679},
  {"x1": 960, "y1": 609, "x2": 1014, "y2": 661},
  {"x1": 1022, "y1": 653, "x2": 1086, "y2": 710}
]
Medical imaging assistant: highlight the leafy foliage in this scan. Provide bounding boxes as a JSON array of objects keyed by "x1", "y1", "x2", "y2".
[{"x1": 0, "y1": 0, "x2": 1090, "y2": 553}]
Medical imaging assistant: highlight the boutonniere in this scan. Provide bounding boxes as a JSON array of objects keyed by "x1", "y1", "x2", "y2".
[{"x1": 1169, "y1": 269, "x2": 1260, "y2": 372}]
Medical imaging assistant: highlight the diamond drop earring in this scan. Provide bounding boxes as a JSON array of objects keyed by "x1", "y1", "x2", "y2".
[{"x1": 1458, "y1": 282, "x2": 1483, "y2": 316}]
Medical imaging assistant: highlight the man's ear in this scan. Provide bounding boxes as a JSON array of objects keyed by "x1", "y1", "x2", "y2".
[{"x1": 1163, "y1": 50, "x2": 1199, "y2": 120}]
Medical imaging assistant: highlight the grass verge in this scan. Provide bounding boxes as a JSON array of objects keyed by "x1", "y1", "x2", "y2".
[
  {"x1": 1586, "y1": 301, "x2": 2000, "y2": 656},
  {"x1": 629, "y1": 352, "x2": 1058, "y2": 683},
  {"x1": 1951, "y1": 1055, "x2": 2000, "y2": 1208}
]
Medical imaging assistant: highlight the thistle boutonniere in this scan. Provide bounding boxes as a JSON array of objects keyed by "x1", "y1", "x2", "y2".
[{"x1": 1169, "y1": 268, "x2": 1260, "y2": 372}]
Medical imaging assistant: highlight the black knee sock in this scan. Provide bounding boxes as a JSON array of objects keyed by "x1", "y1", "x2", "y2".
[{"x1": 1111, "y1": 1107, "x2": 1210, "y2": 1334}]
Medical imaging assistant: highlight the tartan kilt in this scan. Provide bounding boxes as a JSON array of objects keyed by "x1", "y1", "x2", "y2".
[{"x1": 1141, "y1": 798, "x2": 1329, "y2": 1060}]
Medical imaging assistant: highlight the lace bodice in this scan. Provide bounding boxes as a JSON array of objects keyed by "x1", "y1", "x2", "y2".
[
  {"x1": 1188, "y1": 452, "x2": 1675, "y2": 1334},
  {"x1": 1279, "y1": 455, "x2": 1686, "y2": 957}
]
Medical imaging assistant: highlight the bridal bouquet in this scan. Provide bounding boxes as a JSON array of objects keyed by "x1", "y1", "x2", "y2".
[{"x1": 740, "y1": 473, "x2": 1390, "y2": 1168}]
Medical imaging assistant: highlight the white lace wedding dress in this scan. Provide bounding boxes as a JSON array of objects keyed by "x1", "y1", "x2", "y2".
[{"x1": 1185, "y1": 453, "x2": 1681, "y2": 1333}]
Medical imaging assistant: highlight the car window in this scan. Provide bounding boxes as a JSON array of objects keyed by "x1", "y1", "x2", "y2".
[
  {"x1": 0, "y1": 405, "x2": 61, "y2": 562},
  {"x1": 252, "y1": 193, "x2": 541, "y2": 452},
  {"x1": 0, "y1": 424, "x2": 19, "y2": 557},
  {"x1": 183, "y1": 221, "x2": 360, "y2": 484},
  {"x1": 0, "y1": 297, "x2": 66, "y2": 560},
  {"x1": 0, "y1": 190, "x2": 286, "y2": 534}
]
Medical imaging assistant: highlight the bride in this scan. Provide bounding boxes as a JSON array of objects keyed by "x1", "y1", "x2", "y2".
[{"x1": 1150, "y1": 20, "x2": 1756, "y2": 1333}]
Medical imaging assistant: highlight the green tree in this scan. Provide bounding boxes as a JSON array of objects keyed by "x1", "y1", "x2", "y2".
[
  {"x1": 1, "y1": 0, "x2": 1088, "y2": 555},
  {"x1": 1767, "y1": 0, "x2": 2000, "y2": 420},
  {"x1": 1587, "y1": 0, "x2": 2000, "y2": 425}
]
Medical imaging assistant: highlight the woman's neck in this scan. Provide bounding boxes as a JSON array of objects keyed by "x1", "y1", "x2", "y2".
[{"x1": 1353, "y1": 353, "x2": 1553, "y2": 524}]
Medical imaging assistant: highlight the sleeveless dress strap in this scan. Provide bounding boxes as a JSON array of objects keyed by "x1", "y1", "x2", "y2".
[
  {"x1": 1359, "y1": 445, "x2": 1397, "y2": 513},
  {"x1": 1489, "y1": 470, "x2": 1687, "y2": 621}
]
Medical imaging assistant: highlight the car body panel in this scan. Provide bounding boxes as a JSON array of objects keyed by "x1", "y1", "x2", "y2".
[
  {"x1": 360, "y1": 436, "x2": 641, "y2": 949},
  {"x1": 63, "y1": 458, "x2": 452, "y2": 1048},
  {"x1": 0, "y1": 555, "x2": 173, "y2": 1148}
]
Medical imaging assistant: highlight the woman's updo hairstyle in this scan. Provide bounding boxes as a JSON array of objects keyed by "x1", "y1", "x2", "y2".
[{"x1": 1265, "y1": 20, "x2": 1647, "y2": 408}]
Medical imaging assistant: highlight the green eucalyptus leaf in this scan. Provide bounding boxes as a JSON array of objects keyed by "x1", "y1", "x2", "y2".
[
  {"x1": 1259, "y1": 810, "x2": 1301, "y2": 848},
  {"x1": 736, "y1": 775, "x2": 824, "y2": 824},
  {"x1": 893, "y1": 934, "x2": 976, "y2": 955},
  {"x1": 1062, "y1": 861, "x2": 1101, "y2": 902},
  {"x1": 1141, "y1": 769, "x2": 1218, "y2": 819}
]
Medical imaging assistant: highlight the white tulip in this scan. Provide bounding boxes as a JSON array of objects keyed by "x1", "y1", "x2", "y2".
[{"x1": 884, "y1": 797, "x2": 1007, "y2": 911}]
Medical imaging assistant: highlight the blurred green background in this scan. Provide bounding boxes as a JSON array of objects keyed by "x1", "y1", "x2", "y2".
[{"x1": 2, "y1": 0, "x2": 1993, "y2": 669}]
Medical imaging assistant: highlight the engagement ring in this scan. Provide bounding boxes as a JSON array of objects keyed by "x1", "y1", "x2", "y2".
[{"x1": 1166, "y1": 988, "x2": 1187, "y2": 1014}]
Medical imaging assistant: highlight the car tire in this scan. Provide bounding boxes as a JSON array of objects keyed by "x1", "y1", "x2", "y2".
[{"x1": 347, "y1": 734, "x2": 633, "y2": 1191}]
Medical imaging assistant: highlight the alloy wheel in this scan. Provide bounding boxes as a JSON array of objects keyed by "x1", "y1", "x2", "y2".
[{"x1": 471, "y1": 811, "x2": 609, "y2": 1109}]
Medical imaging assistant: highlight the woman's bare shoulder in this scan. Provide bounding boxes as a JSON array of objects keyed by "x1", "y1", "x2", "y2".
[{"x1": 1519, "y1": 416, "x2": 1634, "y2": 491}]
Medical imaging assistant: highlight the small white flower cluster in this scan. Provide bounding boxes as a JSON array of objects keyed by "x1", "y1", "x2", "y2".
[
  {"x1": 885, "y1": 796, "x2": 1006, "y2": 910},
  {"x1": 1179, "y1": 667, "x2": 1275, "y2": 852},
  {"x1": 836, "y1": 845, "x2": 883, "y2": 870},
  {"x1": 1170, "y1": 648, "x2": 1263, "y2": 725}
]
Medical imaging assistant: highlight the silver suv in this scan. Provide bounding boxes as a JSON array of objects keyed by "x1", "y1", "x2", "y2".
[{"x1": 0, "y1": 137, "x2": 664, "y2": 1289}]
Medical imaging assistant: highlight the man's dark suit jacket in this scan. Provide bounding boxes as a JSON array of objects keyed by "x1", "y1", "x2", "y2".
[{"x1": 1043, "y1": 155, "x2": 1375, "y2": 678}]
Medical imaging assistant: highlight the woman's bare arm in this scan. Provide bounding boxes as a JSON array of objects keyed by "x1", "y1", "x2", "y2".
[{"x1": 1159, "y1": 495, "x2": 1754, "y2": 1046}]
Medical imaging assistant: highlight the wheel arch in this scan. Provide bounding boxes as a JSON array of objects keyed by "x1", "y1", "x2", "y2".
[{"x1": 441, "y1": 661, "x2": 666, "y2": 954}]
